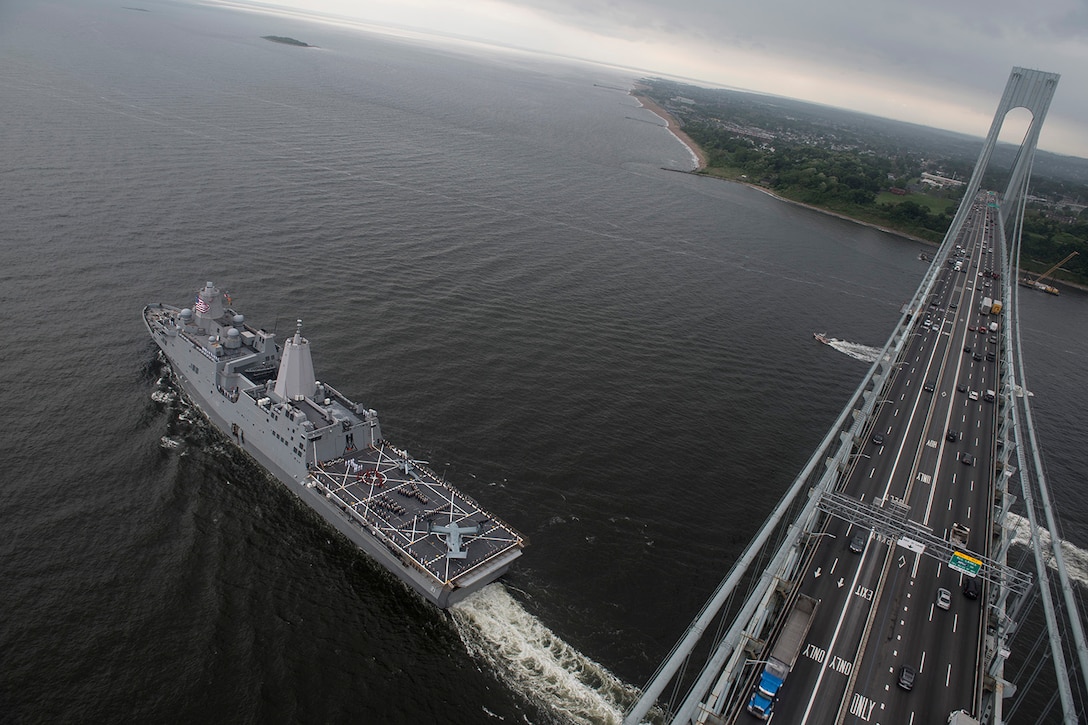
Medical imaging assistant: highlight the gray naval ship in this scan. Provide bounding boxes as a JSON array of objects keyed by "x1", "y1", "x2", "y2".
[{"x1": 144, "y1": 281, "x2": 525, "y2": 608}]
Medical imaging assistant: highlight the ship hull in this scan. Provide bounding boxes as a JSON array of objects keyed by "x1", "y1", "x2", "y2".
[{"x1": 144, "y1": 293, "x2": 522, "y2": 609}]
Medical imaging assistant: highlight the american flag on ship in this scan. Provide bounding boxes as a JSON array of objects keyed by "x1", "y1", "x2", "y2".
[{"x1": 194, "y1": 296, "x2": 210, "y2": 313}]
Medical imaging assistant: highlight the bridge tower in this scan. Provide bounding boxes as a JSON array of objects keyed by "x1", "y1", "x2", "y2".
[{"x1": 961, "y1": 68, "x2": 1059, "y2": 217}]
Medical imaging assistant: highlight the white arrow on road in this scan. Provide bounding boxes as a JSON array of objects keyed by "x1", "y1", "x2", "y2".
[
  {"x1": 814, "y1": 567, "x2": 822, "y2": 578},
  {"x1": 838, "y1": 578, "x2": 845, "y2": 588}
]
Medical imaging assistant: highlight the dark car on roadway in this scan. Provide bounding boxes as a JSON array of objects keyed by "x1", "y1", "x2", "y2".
[
  {"x1": 923, "y1": 382, "x2": 935, "y2": 392},
  {"x1": 871, "y1": 432, "x2": 885, "y2": 446},
  {"x1": 947, "y1": 430, "x2": 959, "y2": 442},
  {"x1": 960, "y1": 452, "x2": 975, "y2": 466},
  {"x1": 849, "y1": 532, "x2": 867, "y2": 554},
  {"x1": 964, "y1": 578, "x2": 980, "y2": 599},
  {"x1": 898, "y1": 665, "x2": 917, "y2": 691}
]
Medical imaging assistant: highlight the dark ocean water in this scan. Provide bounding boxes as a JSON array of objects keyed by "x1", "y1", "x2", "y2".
[{"x1": 1, "y1": 1, "x2": 1085, "y2": 723}]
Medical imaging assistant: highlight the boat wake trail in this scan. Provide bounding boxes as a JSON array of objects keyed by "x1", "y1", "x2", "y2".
[
  {"x1": 1007, "y1": 513, "x2": 1088, "y2": 588},
  {"x1": 824, "y1": 337, "x2": 883, "y2": 364},
  {"x1": 451, "y1": 585, "x2": 640, "y2": 724}
]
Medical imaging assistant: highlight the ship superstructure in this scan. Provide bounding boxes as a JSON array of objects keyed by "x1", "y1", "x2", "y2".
[{"x1": 144, "y1": 281, "x2": 524, "y2": 607}]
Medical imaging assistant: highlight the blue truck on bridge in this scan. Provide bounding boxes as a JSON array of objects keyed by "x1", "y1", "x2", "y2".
[{"x1": 746, "y1": 594, "x2": 820, "y2": 719}]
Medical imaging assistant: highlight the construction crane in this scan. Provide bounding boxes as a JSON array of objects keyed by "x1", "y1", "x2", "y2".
[{"x1": 1023, "y1": 251, "x2": 1078, "y2": 295}]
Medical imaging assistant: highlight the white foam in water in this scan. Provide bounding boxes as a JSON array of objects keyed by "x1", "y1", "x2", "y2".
[
  {"x1": 451, "y1": 584, "x2": 640, "y2": 725},
  {"x1": 1006, "y1": 513, "x2": 1088, "y2": 588},
  {"x1": 159, "y1": 436, "x2": 184, "y2": 450},
  {"x1": 826, "y1": 337, "x2": 883, "y2": 363}
]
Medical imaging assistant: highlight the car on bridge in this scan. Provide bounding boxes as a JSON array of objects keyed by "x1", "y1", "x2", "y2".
[
  {"x1": 937, "y1": 588, "x2": 952, "y2": 610},
  {"x1": 897, "y1": 665, "x2": 917, "y2": 690},
  {"x1": 849, "y1": 532, "x2": 867, "y2": 554}
]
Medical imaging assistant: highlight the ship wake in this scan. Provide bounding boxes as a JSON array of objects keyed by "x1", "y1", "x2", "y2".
[
  {"x1": 451, "y1": 584, "x2": 640, "y2": 724},
  {"x1": 1007, "y1": 513, "x2": 1088, "y2": 588},
  {"x1": 823, "y1": 336, "x2": 882, "y2": 363}
]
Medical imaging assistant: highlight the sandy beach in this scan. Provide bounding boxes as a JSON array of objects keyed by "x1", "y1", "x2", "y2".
[{"x1": 631, "y1": 91, "x2": 707, "y2": 170}]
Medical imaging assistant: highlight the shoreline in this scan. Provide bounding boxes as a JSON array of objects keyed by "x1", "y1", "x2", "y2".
[
  {"x1": 742, "y1": 184, "x2": 935, "y2": 245},
  {"x1": 629, "y1": 90, "x2": 925, "y2": 243},
  {"x1": 628, "y1": 90, "x2": 1086, "y2": 294},
  {"x1": 631, "y1": 91, "x2": 707, "y2": 170}
]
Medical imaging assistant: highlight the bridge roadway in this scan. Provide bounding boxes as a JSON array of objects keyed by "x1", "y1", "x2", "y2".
[{"x1": 741, "y1": 198, "x2": 1003, "y2": 724}]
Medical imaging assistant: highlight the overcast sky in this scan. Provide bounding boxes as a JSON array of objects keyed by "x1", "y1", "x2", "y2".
[{"x1": 221, "y1": 0, "x2": 1088, "y2": 158}]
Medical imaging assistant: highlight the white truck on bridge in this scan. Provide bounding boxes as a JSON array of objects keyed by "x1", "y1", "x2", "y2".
[{"x1": 746, "y1": 594, "x2": 820, "y2": 719}]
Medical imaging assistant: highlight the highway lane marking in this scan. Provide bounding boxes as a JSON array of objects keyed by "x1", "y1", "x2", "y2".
[
  {"x1": 920, "y1": 650, "x2": 926, "y2": 672},
  {"x1": 946, "y1": 663, "x2": 952, "y2": 687},
  {"x1": 848, "y1": 693, "x2": 877, "y2": 721},
  {"x1": 968, "y1": 505, "x2": 972, "y2": 519},
  {"x1": 953, "y1": 614, "x2": 959, "y2": 633},
  {"x1": 799, "y1": 543, "x2": 873, "y2": 725},
  {"x1": 829, "y1": 655, "x2": 853, "y2": 675}
]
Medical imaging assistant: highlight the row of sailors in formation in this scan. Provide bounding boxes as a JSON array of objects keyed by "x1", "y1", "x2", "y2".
[
  {"x1": 365, "y1": 495, "x2": 454, "y2": 520},
  {"x1": 395, "y1": 483, "x2": 429, "y2": 505},
  {"x1": 360, "y1": 495, "x2": 461, "y2": 530},
  {"x1": 367, "y1": 494, "x2": 407, "y2": 517}
]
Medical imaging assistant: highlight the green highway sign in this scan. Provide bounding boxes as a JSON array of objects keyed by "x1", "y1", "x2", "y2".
[{"x1": 949, "y1": 551, "x2": 982, "y2": 577}]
